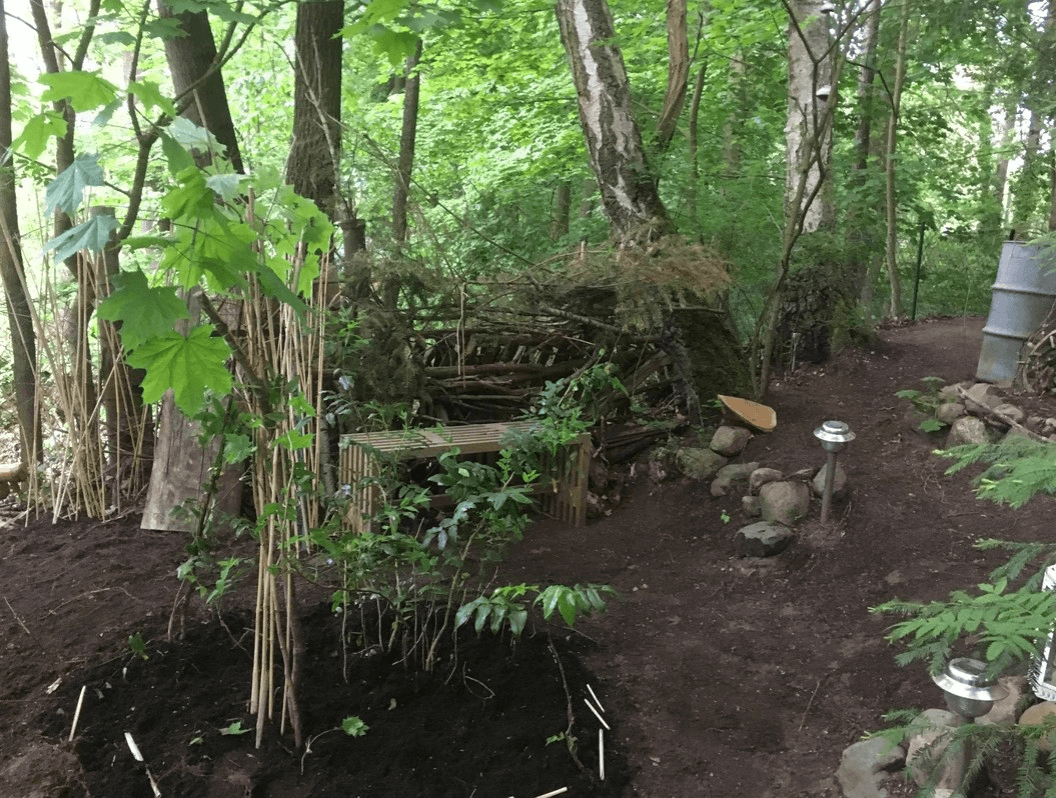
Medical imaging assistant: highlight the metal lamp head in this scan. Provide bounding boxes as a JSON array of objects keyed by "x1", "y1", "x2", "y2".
[
  {"x1": 814, "y1": 420, "x2": 855, "y2": 453},
  {"x1": 933, "y1": 658, "x2": 1006, "y2": 720}
]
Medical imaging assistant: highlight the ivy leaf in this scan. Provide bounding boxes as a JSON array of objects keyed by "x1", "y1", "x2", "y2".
[
  {"x1": 39, "y1": 70, "x2": 118, "y2": 112},
  {"x1": 97, "y1": 270, "x2": 190, "y2": 351},
  {"x1": 45, "y1": 153, "x2": 105, "y2": 217},
  {"x1": 12, "y1": 112, "x2": 68, "y2": 160},
  {"x1": 44, "y1": 214, "x2": 118, "y2": 262},
  {"x1": 127, "y1": 326, "x2": 232, "y2": 416}
]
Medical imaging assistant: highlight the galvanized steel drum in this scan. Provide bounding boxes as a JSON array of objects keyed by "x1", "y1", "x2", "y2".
[{"x1": 976, "y1": 241, "x2": 1056, "y2": 383}]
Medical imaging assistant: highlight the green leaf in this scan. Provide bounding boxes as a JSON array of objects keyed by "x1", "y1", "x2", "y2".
[
  {"x1": 170, "y1": 116, "x2": 223, "y2": 156},
  {"x1": 341, "y1": 716, "x2": 369, "y2": 737},
  {"x1": 160, "y1": 132, "x2": 195, "y2": 175},
  {"x1": 12, "y1": 112, "x2": 68, "y2": 160},
  {"x1": 222, "y1": 433, "x2": 256, "y2": 462},
  {"x1": 39, "y1": 70, "x2": 118, "y2": 112},
  {"x1": 97, "y1": 270, "x2": 190, "y2": 351},
  {"x1": 45, "y1": 153, "x2": 105, "y2": 217},
  {"x1": 219, "y1": 720, "x2": 252, "y2": 736},
  {"x1": 205, "y1": 173, "x2": 243, "y2": 203},
  {"x1": 129, "y1": 79, "x2": 177, "y2": 117},
  {"x1": 126, "y1": 325, "x2": 232, "y2": 416},
  {"x1": 274, "y1": 430, "x2": 314, "y2": 450},
  {"x1": 44, "y1": 214, "x2": 118, "y2": 262},
  {"x1": 143, "y1": 15, "x2": 187, "y2": 40}
]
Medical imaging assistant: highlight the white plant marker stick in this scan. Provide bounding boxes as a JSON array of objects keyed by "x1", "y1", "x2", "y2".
[
  {"x1": 587, "y1": 683, "x2": 605, "y2": 714},
  {"x1": 69, "y1": 685, "x2": 86, "y2": 742},
  {"x1": 124, "y1": 732, "x2": 143, "y2": 762},
  {"x1": 584, "y1": 697, "x2": 610, "y2": 730},
  {"x1": 599, "y1": 728, "x2": 605, "y2": 781},
  {"x1": 530, "y1": 788, "x2": 568, "y2": 798}
]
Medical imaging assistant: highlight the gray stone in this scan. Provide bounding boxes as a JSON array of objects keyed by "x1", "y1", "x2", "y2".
[
  {"x1": 749, "y1": 467, "x2": 784, "y2": 494},
  {"x1": 936, "y1": 402, "x2": 966, "y2": 424},
  {"x1": 710, "y1": 425, "x2": 753, "y2": 457},
  {"x1": 1044, "y1": 417, "x2": 1056, "y2": 436},
  {"x1": 741, "y1": 495, "x2": 761, "y2": 517},
  {"x1": 836, "y1": 737, "x2": 905, "y2": 798},
  {"x1": 964, "y1": 383, "x2": 1004, "y2": 414},
  {"x1": 734, "y1": 520, "x2": 793, "y2": 557},
  {"x1": 675, "y1": 447, "x2": 728, "y2": 480},
  {"x1": 759, "y1": 480, "x2": 811, "y2": 526},
  {"x1": 905, "y1": 708, "x2": 965, "y2": 790},
  {"x1": 945, "y1": 416, "x2": 990, "y2": 447},
  {"x1": 979, "y1": 675, "x2": 1026, "y2": 726},
  {"x1": 0, "y1": 741, "x2": 81, "y2": 798},
  {"x1": 993, "y1": 402, "x2": 1025, "y2": 426},
  {"x1": 710, "y1": 461, "x2": 760, "y2": 497},
  {"x1": 811, "y1": 461, "x2": 847, "y2": 498},
  {"x1": 939, "y1": 381, "x2": 969, "y2": 400}
]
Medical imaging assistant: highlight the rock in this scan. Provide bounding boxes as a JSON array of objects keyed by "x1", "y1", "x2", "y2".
[
  {"x1": 710, "y1": 462, "x2": 760, "y2": 497},
  {"x1": 993, "y1": 402, "x2": 1025, "y2": 427},
  {"x1": 964, "y1": 383, "x2": 1004, "y2": 414},
  {"x1": 810, "y1": 461, "x2": 847, "y2": 498},
  {"x1": 734, "y1": 520, "x2": 793, "y2": 557},
  {"x1": 936, "y1": 402, "x2": 966, "y2": 425},
  {"x1": 759, "y1": 480, "x2": 811, "y2": 526},
  {"x1": 1044, "y1": 417, "x2": 1056, "y2": 436},
  {"x1": 905, "y1": 709, "x2": 965, "y2": 789},
  {"x1": 648, "y1": 447, "x2": 675, "y2": 482},
  {"x1": 0, "y1": 740, "x2": 82, "y2": 798},
  {"x1": 749, "y1": 467, "x2": 783, "y2": 494},
  {"x1": 741, "y1": 495, "x2": 761, "y2": 517},
  {"x1": 945, "y1": 416, "x2": 990, "y2": 447},
  {"x1": 979, "y1": 676, "x2": 1026, "y2": 726},
  {"x1": 675, "y1": 447, "x2": 728, "y2": 480},
  {"x1": 710, "y1": 425, "x2": 753, "y2": 457},
  {"x1": 939, "y1": 381, "x2": 971, "y2": 400},
  {"x1": 1018, "y1": 701, "x2": 1056, "y2": 751},
  {"x1": 836, "y1": 737, "x2": 905, "y2": 798},
  {"x1": 1001, "y1": 425, "x2": 1036, "y2": 443}
]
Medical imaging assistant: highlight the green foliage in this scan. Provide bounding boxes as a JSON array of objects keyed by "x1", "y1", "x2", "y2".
[
  {"x1": 894, "y1": 376, "x2": 950, "y2": 433},
  {"x1": 872, "y1": 577, "x2": 1056, "y2": 674},
  {"x1": 939, "y1": 438, "x2": 1056, "y2": 508},
  {"x1": 341, "y1": 716, "x2": 369, "y2": 737},
  {"x1": 128, "y1": 633, "x2": 149, "y2": 661}
]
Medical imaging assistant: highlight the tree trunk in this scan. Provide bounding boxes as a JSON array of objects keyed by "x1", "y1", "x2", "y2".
[
  {"x1": 555, "y1": 0, "x2": 672, "y2": 243},
  {"x1": 0, "y1": 0, "x2": 41, "y2": 465},
  {"x1": 785, "y1": 0, "x2": 835, "y2": 233},
  {"x1": 392, "y1": 39, "x2": 423, "y2": 246},
  {"x1": 883, "y1": 0, "x2": 910, "y2": 318},
  {"x1": 687, "y1": 59, "x2": 706, "y2": 217},
  {"x1": 286, "y1": 0, "x2": 344, "y2": 218},
  {"x1": 551, "y1": 181, "x2": 571, "y2": 240},
  {"x1": 985, "y1": 94, "x2": 1016, "y2": 238},
  {"x1": 157, "y1": 2, "x2": 244, "y2": 172},
  {"x1": 654, "y1": 0, "x2": 688, "y2": 153}
]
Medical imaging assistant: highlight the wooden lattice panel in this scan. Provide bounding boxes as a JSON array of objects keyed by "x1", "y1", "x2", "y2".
[{"x1": 339, "y1": 422, "x2": 590, "y2": 532}]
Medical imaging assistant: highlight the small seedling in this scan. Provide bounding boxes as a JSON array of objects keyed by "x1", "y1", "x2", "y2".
[
  {"x1": 219, "y1": 720, "x2": 252, "y2": 736},
  {"x1": 128, "y1": 633, "x2": 149, "y2": 661},
  {"x1": 341, "y1": 716, "x2": 369, "y2": 737},
  {"x1": 720, "y1": 510, "x2": 731, "y2": 524}
]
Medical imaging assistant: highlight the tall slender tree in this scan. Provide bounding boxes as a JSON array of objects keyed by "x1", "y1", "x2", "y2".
[{"x1": 0, "y1": 0, "x2": 40, "y2": 465}]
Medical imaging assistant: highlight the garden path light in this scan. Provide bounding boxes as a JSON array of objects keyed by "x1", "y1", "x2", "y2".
[{"x1": 813, "y1": 420, "x2": 854, "y2": 523}]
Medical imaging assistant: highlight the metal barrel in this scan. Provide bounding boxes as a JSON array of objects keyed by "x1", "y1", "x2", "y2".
[{"x1": 976, "y1": 241, "x2": 1056, "y2": 383}]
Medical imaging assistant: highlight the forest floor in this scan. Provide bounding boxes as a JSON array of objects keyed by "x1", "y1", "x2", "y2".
[{"x1": 1, "y1": 315, "x2": 1053, "y2": 798}]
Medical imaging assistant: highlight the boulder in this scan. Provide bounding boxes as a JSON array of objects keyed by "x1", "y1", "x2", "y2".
[
  {"x1": 945, "y1": 416, "x2": 990, "y2": 447},
  {"x1": 979, "y1": 676, "x2": 1026, "y2": 726},
  {"x1": 759, "y1": 480, "x2": 811, "y2": 526},
  {"x1": 905, "y1": 708, "x2": 965, "y2": 790},
  {"x1": 936, "y1": 402, "x2": 966, "y2": 425},
  {"x1": 710, "y1": 461, "x2": 760, "y2": 497},
  {"x1": 710, "y1": 425, "x2": 753, "y2": 457},
  {"x1": 734, "y1": 521, "x2": 793, "y2": 557},
  {"x1": 748, "y1": 467, "x2": 784, "y2": 494},
  {"x1": 836, "y1": 737, "x2": 905, "y2": 798},
  {"x1": 1018, "y1": 701, "x2": 1056, "y2": 751},
  {"x1": 675, "y1": 448, "x2": 728, "y2": 480},
  {"x1": 964, "y1": 383, "x2": 1004, "y2": 414},
  {"x1": 741, "y1": 495, "x2": 761, "y2": 517},
  {"x1": 810, "y1": 461, "x2": 847, "y2": 498}
]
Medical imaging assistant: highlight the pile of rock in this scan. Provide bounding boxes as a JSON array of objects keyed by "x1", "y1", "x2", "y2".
[
  {"x1": 932, "y1": 380, "x2": 1056, "y2": 447},
  {"x1": 649, "y1": 421, "x2": 847, "y2": 558}
]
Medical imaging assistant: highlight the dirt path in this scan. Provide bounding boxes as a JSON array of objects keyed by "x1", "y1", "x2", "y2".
[{"x1": 1, "y1": 315, "x2": 1051, "y2": 797}]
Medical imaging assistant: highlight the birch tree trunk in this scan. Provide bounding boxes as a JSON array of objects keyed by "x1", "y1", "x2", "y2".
[
  {"x1": 555, "y1": 0, "x2": 672, "y2": 243},
  {"x1": 785, "y1": 0, "x2": 835, "y2": 233}
]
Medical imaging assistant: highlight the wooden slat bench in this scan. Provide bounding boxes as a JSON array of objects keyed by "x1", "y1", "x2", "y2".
[{"x1": 339, "y1": 421, "x2": 590, "y2": 532}]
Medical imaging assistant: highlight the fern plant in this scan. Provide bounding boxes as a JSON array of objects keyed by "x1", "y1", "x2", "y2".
[{"x1": 940, "y1": 438, "x2": 1056, "y2": 508}]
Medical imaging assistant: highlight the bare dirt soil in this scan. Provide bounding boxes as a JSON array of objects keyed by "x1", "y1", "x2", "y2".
[{"x1": 2, "y1": 315, "x2": 1053, "y2": 798}]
